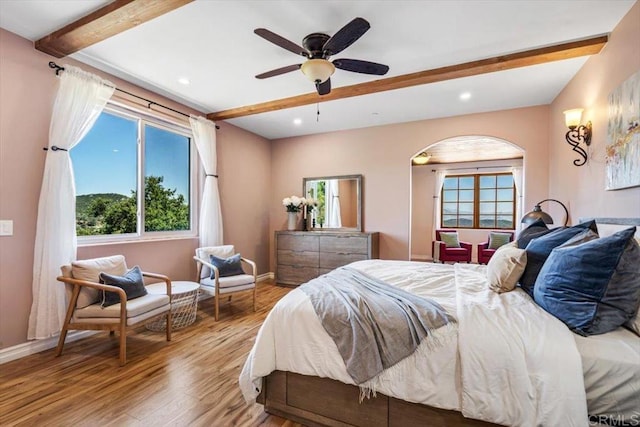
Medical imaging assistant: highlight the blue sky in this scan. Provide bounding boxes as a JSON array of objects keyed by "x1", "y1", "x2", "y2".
[{"x1": 71, "y1": 112, "x2": 190, "y2": 198}]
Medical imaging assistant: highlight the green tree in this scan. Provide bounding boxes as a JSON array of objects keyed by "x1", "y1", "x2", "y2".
[
  {"x1": 103, "y1": 193, "x2": 137, "y2": 234},
  {"x1": 92, "y1": 175, "x2": 189, "y2": 234},
  {"x1": 143, "y1": 176, "x2": 189, "y2": 231}
]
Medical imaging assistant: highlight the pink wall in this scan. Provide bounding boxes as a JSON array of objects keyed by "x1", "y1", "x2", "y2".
[
  {"x1": 270, "y1": 105, "x2": 550, "y2": 269},
  {"x1": 548, "y1": 2, "x2": 640, "y2": 220},
  {"x1": 0, "y1": 30, "x2": 272, "y2": 349}
]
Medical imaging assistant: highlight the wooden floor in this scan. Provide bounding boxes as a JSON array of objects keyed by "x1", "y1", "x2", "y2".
[{"x1": 0, "y1": 280, "x2": 305, "y2": 427}]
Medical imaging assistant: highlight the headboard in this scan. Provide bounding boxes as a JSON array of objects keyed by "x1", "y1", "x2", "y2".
[{"x1": 579, "y1": 217, "x2": 640, "y2": 239}]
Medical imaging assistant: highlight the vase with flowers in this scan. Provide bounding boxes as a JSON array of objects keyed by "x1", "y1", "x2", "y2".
[
  {"x1": 282, "y1": 195, "x2": 304, "y2": 230},
  {"x1": 304, "y1": 197, "x2": 318, "y2": 230}
]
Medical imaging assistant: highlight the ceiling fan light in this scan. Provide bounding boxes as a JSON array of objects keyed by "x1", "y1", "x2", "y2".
[{"x1": 301, "y1": 59, "x2": 335, "y2": 83}]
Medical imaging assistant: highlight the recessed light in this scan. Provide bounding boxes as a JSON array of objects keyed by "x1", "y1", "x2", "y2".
[
  {"x1": 293, "y1": 118, "x2": 302, "y2": 125},
  {"x1": 459, "y1": 92, "x2": 471, "y2": 101},
  {"x1": 178, "y1": 77, "x2": 190, "y2": 85}
]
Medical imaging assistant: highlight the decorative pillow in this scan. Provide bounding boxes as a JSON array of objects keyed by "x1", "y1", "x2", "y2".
[
  {"x1": 516, "y1": 219, "x2": 553, "y2": 249},
  {"x1": 99, "y1": 265, "x2": 148, "y2": 308},
  {"x1": 488, "y1": 232, "x2": 512, "y2": 250},
  {"x1": 486, "y1": 242, "x2": 527, "y2": 293},
  {"x1": 71, "y1": 255, "x2": 127, "y2": 308},
  {"x1": 534, "y1": 227, "x2": 640, "y2": 336},
  {"x1": 209, "y1": 253, "x2": 245, "y2": 278},
  {"x1": 518, "y1": 221, "x2": 599, "y2": 296},
  {"x1": 439, "y1": 232, "x2": 461, "y2": 248}
]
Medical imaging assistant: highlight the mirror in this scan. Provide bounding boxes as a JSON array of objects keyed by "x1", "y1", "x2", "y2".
[{"x1": 303, "y1": 174, "x2": 362, "y2": 231}]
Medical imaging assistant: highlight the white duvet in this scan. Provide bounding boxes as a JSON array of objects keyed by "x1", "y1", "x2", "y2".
[{"x1": 239, "y1": 260, "x2": 588, "y2": 426}]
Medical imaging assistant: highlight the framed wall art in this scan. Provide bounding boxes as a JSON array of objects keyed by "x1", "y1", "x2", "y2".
[{"x1": 606, "y1": 70, "x2": 639, "y2": 190}]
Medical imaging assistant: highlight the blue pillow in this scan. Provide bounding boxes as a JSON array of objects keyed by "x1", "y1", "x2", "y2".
[
  {"x1": 518, "y1": 220, "x2": 598, "y2": 296},
  {"x1": 516, "y1": 219, "x2": 553, "y2": 249},
  {"x1": 99, "y1": 265, "x2": 148, "y2": 307},
  {"x1": 534, "y1": 227, "x2": 640, "y2": 336},
  {"x1": 209, "y1": 253, "x2": 244, "y2": 278}
]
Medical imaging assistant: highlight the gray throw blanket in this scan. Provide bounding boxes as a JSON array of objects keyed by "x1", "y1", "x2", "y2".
[{"x1": 299, "y1": 267, "x2": 455, "y2": 385}]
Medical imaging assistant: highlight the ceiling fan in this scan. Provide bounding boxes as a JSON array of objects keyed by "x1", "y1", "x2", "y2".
[{"x1": 254, "y1": 17, "x2": 389, "y2": 95}]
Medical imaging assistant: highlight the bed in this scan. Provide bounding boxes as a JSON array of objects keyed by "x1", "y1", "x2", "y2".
[{"x1": 240, "y1": 218, "x2": 640, "y2": 427}]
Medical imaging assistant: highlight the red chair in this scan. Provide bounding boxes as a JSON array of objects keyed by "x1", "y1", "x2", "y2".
[
  {"x1": 432, "y1": 229, "x2": 472, "y2": 263},
  {"x1": 478, "y1": 231, "x2": 515, "y2": 264}
]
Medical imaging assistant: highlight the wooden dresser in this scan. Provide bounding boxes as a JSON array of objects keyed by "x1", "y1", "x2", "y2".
[{"x1": 275, "y1": 231, "x2": 380, "y2": 286}]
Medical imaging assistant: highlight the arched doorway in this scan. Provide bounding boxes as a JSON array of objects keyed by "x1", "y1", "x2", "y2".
[{"x1": 409, "y1": 135, "x2": 525, "y2": 262}]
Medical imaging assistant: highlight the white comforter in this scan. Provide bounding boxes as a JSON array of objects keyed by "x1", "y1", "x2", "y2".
[{"x1": 240, "y1": 260, "x2": 588, "y2": 426}]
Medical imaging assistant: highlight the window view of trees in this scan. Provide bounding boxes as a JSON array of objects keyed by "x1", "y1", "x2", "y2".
[
  {"x1": 441, "y1": 173, "x2": 515, "y2": 229},
  {"x1": 72, "y1": 108, "x2": 192, "y2": 239},
  {"x1": 76, "y1": 176, "x2": 189, "y2": 235}
]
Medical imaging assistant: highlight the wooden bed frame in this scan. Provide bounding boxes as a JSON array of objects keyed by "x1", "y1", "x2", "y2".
[
  {"x1": 256, "y1": 218, "x2": 639, "y2": 427},
  {"x1": 258, "y1": 371, "x2": 494, "y2": 427}
]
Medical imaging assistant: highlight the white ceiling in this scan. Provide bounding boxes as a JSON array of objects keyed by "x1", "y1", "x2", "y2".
[{"x1": 0, "y1": 0, "x2": 635, "y2": 140}]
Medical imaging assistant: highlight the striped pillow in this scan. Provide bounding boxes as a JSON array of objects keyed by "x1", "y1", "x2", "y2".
[
  {"x1": 440, "y1": 232, "x2": 461, "y2": 248},
  {"x1": 488, "y1": 232, "x2": 512, "y2": 249}
]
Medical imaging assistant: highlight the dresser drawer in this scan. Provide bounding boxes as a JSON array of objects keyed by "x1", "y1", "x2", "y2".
[
  {"x1": 277, "y1": 265, "x2": 319, "y2": 285},
  {"x1": 319, "y1": 235, "x2": 368, "y2": 254},
  {"x1": 278, "y1": 234, "x2": 319, "y2": 252},
  {"x1": 277, "y1": 250, "x2": 319, "y2": 267},
  {"x1": 319, "y1": 252, "x2": 368, "y2": 270}
]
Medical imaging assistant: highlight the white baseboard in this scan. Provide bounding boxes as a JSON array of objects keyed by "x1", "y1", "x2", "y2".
[
  {"x1": 410, "y1": 254, "x2": 433, "y2": 262},
  {"x1": 0, "y1": 330, "x2": 98, "y2": 365},
  {"x1": 257, "y1": 272, "x2": 274, "y2": 282},
  {"x1": 1, "y1": 273, "x2": 277, "y2": 365}
]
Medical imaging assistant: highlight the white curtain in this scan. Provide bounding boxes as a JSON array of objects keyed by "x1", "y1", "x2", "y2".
[
  {"x1": 432, "y1": 170, "x2": 447, "y2": 240},
  {"x1": 326, "y1": 179, "x2": 342, "y2": 228},
  {"x1": 190, "y1": 116, "x2": 223, "y2": 247},
  {"x1": 511, "y1": 167, "x2": 524, "y2": 234},
  {"x1": 28, "y1": 65, "x2": 114, "y2": 339}
]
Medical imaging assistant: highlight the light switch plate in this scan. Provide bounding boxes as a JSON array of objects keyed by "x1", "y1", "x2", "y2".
[{"x1": 0, "y1": 220, "x2": 13, "y2": 236}]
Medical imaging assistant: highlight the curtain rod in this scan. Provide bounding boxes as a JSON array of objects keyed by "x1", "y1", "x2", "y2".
[
  {"x1": 431, "y1": 165, "x2": 515, "y2": 172},
  {"x1": 48, "y1": 62, "x2": 219, "y2": 129}
]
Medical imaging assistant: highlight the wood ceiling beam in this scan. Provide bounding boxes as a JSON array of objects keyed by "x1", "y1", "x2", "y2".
[
  {"x1": 35, "y1": 0, "x2": 193, "y2": 58},
  {"x1": 207, "y1": 34, "x2": 608, "y2": 121}
]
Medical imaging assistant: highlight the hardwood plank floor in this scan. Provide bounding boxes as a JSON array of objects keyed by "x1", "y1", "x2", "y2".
[{"x1": 0, "y1": 281, "x2": 304, "y2": 427}]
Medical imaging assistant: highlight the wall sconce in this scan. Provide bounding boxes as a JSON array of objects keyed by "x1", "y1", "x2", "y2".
[
  {"x1": 412, "y1": 152, "x2": 432, "y2": 165},
  {"x1": 563, "y1": 108, "x2": 592, "y2": 167},
  {"x1": 521, "y1": 198, "x2": 569, "y2": 227}
]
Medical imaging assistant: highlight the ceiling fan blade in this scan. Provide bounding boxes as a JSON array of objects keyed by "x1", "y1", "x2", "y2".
[
  {"x1": 255, "y1": 64, "x2": 302, "y2": 79},
  {"x1": 254, "y1": 28, "x2": 309, "y2": 57},
  {"x1": 316, "y1": 78, "x2": 331, "y2": 95},
  {"x1": 322, "y1": 17, "x2": 370, "y2": 56},
  {"x1": 333, "y1": 58, "x2": 389, "y2": 75}
]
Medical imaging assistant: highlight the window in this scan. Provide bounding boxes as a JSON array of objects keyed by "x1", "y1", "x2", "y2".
[
  {"x1": 441, "y1": 173, "x2": 515, "y2": 229},
  {"x1": 71, "y1": 106, "x2": 194, "y2": 241}
]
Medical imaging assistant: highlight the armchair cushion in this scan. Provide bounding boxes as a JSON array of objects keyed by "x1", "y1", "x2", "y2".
[
  {"x1": 488, "y1": 232, "x2": 513, "y2": 249},
  {"x1": 440, "y1": 232, "x2": 461, "y2": 248},
  {"x1": 201, "y1": 274, "x2": 255, "y2": 290},
  {"x1": 75, "y1": 293, "x2": 169, "y2": 319},
  {"x1": 71, "y1": 255, "x2": 127, "y2": 308},
  {"x1": 209, "y1": 253, "x2": 244, "y2": 278},
  {"x1": 99, "y1": 266, "x2": 148, "y2": 307}
]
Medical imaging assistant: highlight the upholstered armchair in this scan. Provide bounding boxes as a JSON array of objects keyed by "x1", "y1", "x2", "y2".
[
  {"x1": 432, "y1": 229, "x2": 472, "y2": 263},
  {"x1": 56, "y1": 255, "x2": 172, "y2": 366},
  {"x1": 194, "y1": 245, "x2": 257, "y2": 320},
  {"x1": 478, "y1": 231, "x2": 515, "y2": 264}
]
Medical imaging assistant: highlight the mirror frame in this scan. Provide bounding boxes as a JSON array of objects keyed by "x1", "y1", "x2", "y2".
[{"x1": 303, "y1": 174, "x2": 362, "y2": 232}]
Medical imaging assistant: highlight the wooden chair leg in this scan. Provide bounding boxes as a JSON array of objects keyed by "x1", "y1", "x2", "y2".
[
  {"x1": 166, "y1": 311, "x2": 172, "y2": 342},
  {"x1": 253, "y1": 286, "x2": 257, "y2": 312},
  {"x1": 55, "y1": 325, "x2": 69, "y2": 357},
  {"x1": 119, "y1": 323, "x2": 127, "y2": 366}
]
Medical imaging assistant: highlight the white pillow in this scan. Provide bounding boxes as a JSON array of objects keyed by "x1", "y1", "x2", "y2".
[
  {"x1": 486, "y1": 242, "x2": 527, "y2": 293},
  {"x1": 71, "y1": 255, "x2": 127, "y2": 307}
]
